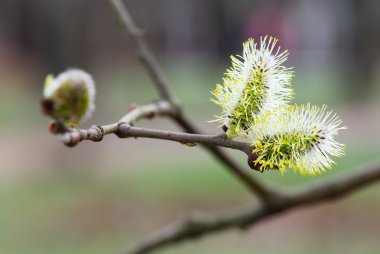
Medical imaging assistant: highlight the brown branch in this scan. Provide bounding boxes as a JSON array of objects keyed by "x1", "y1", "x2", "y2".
[
  {"x1": 59, "y1": 102, "x2": 251, "y2": 153},
  {"x1": 116, "y1": 124, "x2": 252, "y2": 154},
  {"x1": 109, "y1": 0, "x2": 178, "y2": 105},
  {"x1": 108, "y1": 0, "x2": 275, "y2": 202},
  {"x1": 118, "y1": 101, "x2": 174, "y2": 124},
  {"x1": 60, "y1": 101, "x2": 173, "y2": 147},
  {"x1": 61, "y1": 122, "x2": 251, "y2": 153},
  {"x1": 122, "y1": 161, "x2": 380, "y2": 254}
]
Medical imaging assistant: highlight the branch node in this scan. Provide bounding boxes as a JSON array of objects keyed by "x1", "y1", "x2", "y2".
[
  {"x1": 88, "y1": 125, "x2": 104, "y2": 142},
  {"x1": 115, "y1": 122, "x2": 130, "y2": 138},
  {"x1": 61, "y1": 131, "x2": 81, "y2": 147},
  {"x1": 181, "y1": 142, "x2": 197, "y2": 147}
]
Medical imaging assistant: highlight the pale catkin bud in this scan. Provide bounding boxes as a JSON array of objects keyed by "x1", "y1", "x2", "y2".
[
  {"x1": 210, "y1": 36, "x2": 294, "y2": 138},
  {"x1": 249, "y1": 104, "x2": 347, "y2": 176},
  {"x1": 42, "y1": 69, "x2": 96, "y2": 127}
]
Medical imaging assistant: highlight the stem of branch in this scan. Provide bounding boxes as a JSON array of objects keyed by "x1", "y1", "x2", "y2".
[
  {"x1": 116, "y1": 124, "x2": 252, "y2": 154},
  {"x1": 60, "y1": 101, "x2": 173, "y2": 147},
  {"x1": 109, "y1": 0, "x2": 178, "y2": 105},
  {"x1": 118, "y1": 101, "x2": 174, "y2": 124},
  {"x1": 123, "y1": 161, "x2": 380, "y2": 254}
]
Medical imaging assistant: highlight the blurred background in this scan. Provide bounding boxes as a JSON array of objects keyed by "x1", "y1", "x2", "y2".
[{"x1": 0, "y1": 0, "x2": 380, "y2": 253}]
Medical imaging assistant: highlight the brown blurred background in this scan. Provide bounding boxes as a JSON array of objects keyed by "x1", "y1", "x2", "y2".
[{"x1": 0, "y1": 0, "x2": 380, "y2": 253}]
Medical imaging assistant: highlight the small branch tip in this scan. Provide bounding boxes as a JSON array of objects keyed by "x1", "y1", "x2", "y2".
[{"x1": 61, "y1": 131, "x2": 81, "y2": 147}]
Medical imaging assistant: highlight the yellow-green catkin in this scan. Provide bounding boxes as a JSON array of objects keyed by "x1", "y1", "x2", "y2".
[
  {"x1": 211, "y1": 36, "x2": 294, "y2": 138},
  {"x1": 249, "y1": 104, "x2": 346, "y2": 175}
]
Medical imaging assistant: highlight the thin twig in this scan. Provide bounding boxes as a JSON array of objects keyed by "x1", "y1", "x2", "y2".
[
  {"x1": 116, "y1": 124, "x2": 252, "y2": 154},
  {"x1": 122, "y1": 161, "x2": 380, "y2": 254},
  {"x1": 109, "y1": 0, "x2": 178, "y2": 105},
  {"x1": 60, "y1": 101, "x2": 173, "y2": 147},
  {"x1": 61, "y1": 123, "x2": 251, "y2": 153},
  {"x1": 118, "y1": 101, "x2": 174, "y2": 124}
]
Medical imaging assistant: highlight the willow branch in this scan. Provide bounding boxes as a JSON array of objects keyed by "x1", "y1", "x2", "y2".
[
  {"x1": 123, "y1": 161, "x2": 380, "y2": 254},
  {"x1": 62, "y1": 122, "x2": 252, "y2": 155},
  {"x1": 59, "y1": 106, "x2": 251, "y2": 153},
  {"x1": 108, "y1": 0, "x2": 275, "y2": 202},
  {"x1": 118, "y1": 101, "x2": 174, "y2": 124},
  {"x1": 109, "y1": 0, "x2": 178, "y2": 105},
  {"x1": 115, "y1": 124, "x2": 252, "y2": 154},
  {"x1": 60, "y1": 101, "x2": 173, "y2": 147}
]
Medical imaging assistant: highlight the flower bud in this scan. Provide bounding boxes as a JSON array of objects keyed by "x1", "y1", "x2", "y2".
[{"x1": 42, "y1": 69, "x2": 96, "y2": 127}]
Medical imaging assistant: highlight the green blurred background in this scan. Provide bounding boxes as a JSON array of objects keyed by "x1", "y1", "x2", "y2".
[{"x1": 0, "y1": 0, "x2": 380, "y2": 253}]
